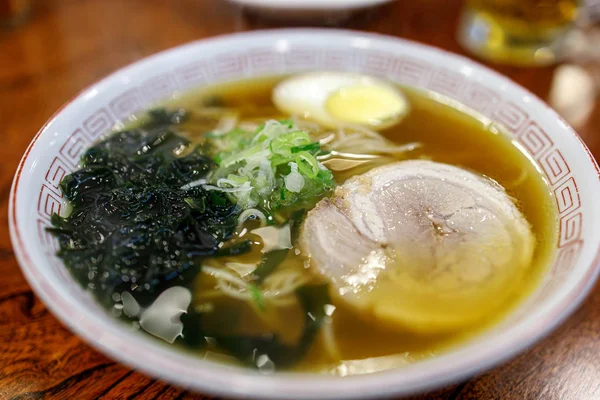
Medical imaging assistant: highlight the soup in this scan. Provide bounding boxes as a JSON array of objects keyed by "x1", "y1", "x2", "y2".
[{"x1": 50, "y1": 73, "x2": 557, "y2": 375}]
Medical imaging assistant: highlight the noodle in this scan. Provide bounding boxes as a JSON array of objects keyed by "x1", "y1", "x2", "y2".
[
  {"x1": 214, "y1": 114, "x2": 239, "y2": 134},
  {"x1": 199, "y1": 264, "x2": 310, "y2": 308},
  {"x1": 321, "y1": 318, "x2": 341, "y2": 360},
  {"x1": 293, "y1": 117, "x2": 422, "y2": 157},
  {"x1": 504, "y1": 169, "x2": 529, "y2": 190}
]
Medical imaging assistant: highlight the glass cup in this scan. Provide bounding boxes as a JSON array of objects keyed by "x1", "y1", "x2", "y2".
[{"x1": 457, "y1": 0, "x2": 580, "y2": 66}]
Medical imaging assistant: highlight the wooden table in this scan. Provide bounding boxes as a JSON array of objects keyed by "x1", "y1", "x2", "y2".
[{"x1": 1, "y1": 1, "x2": 599, "y2": 399}]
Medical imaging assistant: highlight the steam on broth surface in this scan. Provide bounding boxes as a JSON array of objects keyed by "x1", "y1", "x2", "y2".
[{"x1": 50, "y1": 74, "x2": 557, "y2": 375}]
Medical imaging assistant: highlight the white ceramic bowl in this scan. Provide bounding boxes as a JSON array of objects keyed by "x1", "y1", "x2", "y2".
[{"x1": 9, "y1": 29, "x2": 600, "y2": 399}]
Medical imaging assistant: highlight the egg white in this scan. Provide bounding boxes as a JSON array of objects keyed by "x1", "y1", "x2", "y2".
[{"x1": 272, "y1": 72, "x2": 408, "y2": 129}]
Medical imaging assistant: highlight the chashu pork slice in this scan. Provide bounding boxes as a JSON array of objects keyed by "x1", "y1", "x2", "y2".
[{"x1": 300, "y1": 160, "x2": 535, "y2": 332}]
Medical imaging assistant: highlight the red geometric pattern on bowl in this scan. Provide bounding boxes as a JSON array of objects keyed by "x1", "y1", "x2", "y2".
[
  {"x1": 248, "y1": 48, "x2": 284, "y2": 72},
  {"x1": 45, "y1": 157, "x2": 69, "y2": 192},
  {"x1": 283, "y1": 47, "x2": 318, "y2": 68},
  {"x1": 175, "y1": 61, "x2": 208, "y2": 86},
  {"x1": 110, "y1": 88, "x2": 144, "y2": 120},
  {"x1": 142, "y1": 74, "x2": 180, "y2": 103},
  {"x1": 518, "y1": 121, "x2": 554, "y2": 159},
  {"x1": 322, "y1": 49, "x2": 356, "y2": 69},
  {"x1": 359, "y1": 51, "x2": 398, "y2": 77},
  {"x1": 554, "y1": 177, "x2": 581, "y2": 216},
  {"x1": 393, "y1": 56, "x2": 432, "y2": 85},
  {"x1": 560, "y1": 212, "x2": 582, "y2": 247},
  {"x1": 493, "y1": 101, "x2": 529, "y2": 134},
  {"x1": 208, "y1": 54, "x2": 248, "y2": 80},
  {"x1": 460, "y1": 81, "x2": 501, "y2": 116},
  {"x1": 554, "y1": 240, "x2": 584, "y2": 277},
  {"x1": 38, "y1": 184, "x2": 63, "y2": 222},
  {"x1": 427, "y1": 69, "x2": 465, "y2": 98},
  {"x1": 540, "y1": 148, "x2": 570, "y2": 185},
  {"x1": 83, "y1": 108, "x2": 115, "y2": 140},
  {"x1": 59, "y1": 129, "x2": 90, "y2": 168},
  {"x1": 34, "y1": 46, "x2": 583, "y2": 314}
]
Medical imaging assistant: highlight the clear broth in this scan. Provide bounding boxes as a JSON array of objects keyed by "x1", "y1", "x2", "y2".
[{"x1": 163, "y1": 76, "x2": 558, "y2": 374}]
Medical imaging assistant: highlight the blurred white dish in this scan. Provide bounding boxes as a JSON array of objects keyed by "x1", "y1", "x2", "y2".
[
  {"x1": 229, "y1": 0, "x2": 394, "y2": 8},
  {"x1": 228, "y1": 0, "x2": 395, "y2": 21}
]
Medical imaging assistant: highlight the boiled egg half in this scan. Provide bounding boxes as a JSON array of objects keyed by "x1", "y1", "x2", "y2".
[{"x1": 273, "y1": 72, "x2": 409, "y2": 130}]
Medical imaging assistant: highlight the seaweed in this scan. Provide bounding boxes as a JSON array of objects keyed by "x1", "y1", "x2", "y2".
[
  {"x1": 210, "y1": 283, "x2": 331, "y2": 369},
  {"x1": 49, "y1": 108, "x2": 329, "y2": 370},
  {"x1": 49, "y1": 109, "x2": 242, "y2": 307},
  {"x1": 251, "y1": 209, "x2": 306, "y2": 283}
]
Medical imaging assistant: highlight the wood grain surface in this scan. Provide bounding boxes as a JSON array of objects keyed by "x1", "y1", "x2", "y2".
[{"x1": 1, "y1": 0, "x2": 599, "y2": 399}]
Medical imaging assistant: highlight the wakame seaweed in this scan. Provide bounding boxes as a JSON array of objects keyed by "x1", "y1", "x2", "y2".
[
  {"x1": 49, "y1": 108, "x2": 332, "y2": 370},
  {"x1": 252, "y1": 209, "x2": 306, "y2": 284},
  {"x1": 205, "y1": 283, "x2": 331, "y2": 369},
  {"x1": 49, "y1": 109, "x2": 242, "y2": 307}
]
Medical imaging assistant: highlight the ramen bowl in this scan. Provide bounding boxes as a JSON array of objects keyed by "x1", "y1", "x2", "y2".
[{"x1": 9, "y1": 29, "x2": 600, "y2": 399}]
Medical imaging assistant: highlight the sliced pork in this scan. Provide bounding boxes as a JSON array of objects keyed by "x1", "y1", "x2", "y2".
[{"x1": 300, "y1": 160, "x2": 534, "y2": 332}]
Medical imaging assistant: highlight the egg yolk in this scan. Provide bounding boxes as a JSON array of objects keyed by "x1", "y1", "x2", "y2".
[{"x1": 325, "y1": 84, "x2": 406, "y2": 127}]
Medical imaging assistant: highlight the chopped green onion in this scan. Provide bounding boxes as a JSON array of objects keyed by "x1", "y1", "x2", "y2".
[
  {"x1": 279, "y1": 119, "x2": 294, "y2": 128},
  {"x1": 206, "y1": 120, "x2": 336, "y2": 210},
  {"x1": 291, "y1": 142, "x2": 321, "y2": 153},
  {"x1": 249, "y1": 284, "x2": 265, "y2": 311},
  {"x1": 295, "y1": 152, "x2": 319, "y2": 178}
]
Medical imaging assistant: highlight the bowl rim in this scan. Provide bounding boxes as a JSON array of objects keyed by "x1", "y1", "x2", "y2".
[{"x1": 9, "y1": 28, "x2": 600, "y2": 399}]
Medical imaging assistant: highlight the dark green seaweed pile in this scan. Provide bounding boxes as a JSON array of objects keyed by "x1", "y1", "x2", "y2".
[
  {"x1": 49, "y1": 109, "x2": 242, "y2": 307},
  {"x1": 49, "y1": 108, "x2": 331, "y2": 370}
]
